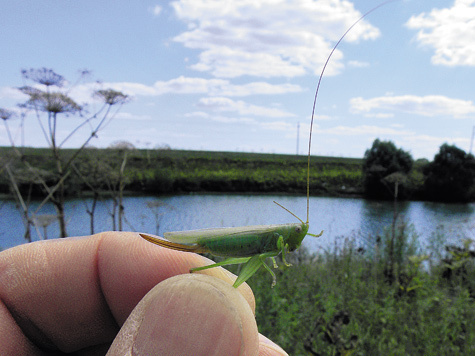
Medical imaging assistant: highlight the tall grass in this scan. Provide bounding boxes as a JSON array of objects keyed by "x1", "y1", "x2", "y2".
[{"x1": 246, "y1": 220, "x2": 475, "y2": 355}]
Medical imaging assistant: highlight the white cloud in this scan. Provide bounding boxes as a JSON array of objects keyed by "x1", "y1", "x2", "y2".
[
  {"x1": 0, "y1": 86, "x2": 28, "y2": 101},
  {"x1": 322, "y1": 125, "x2": 413, "y2": 136},
  {"x1": 184, "y1": 111, "x2": 209, "y2": 118},
  {"x1": 151, "y1": 76, "x2": 302, "y2": 96},
  {"x1": 189, "y1": 48, "x2": 308, "y2": 78},
  {"x1": 347, "y1": 60, "x2": 370, "y2": 68},
  {"x1": 402, "y1": 134, "x2": 471, "y2": 158},
  {"x1": 390, "y1": 123, "x2": 405, "y2": 129},
  {"x1": 94, "y1": 82, "x2": 157, "y2": 97},
  {"x1": 170, "y1": 0, "x2": 381, "y2": 78},
  {"x1": 220, "y1": 81, "x2": 302, "y2": 96},
  {"x1": 350, "y1": 95, "x2": 475, "y2": 118},
  {"x1": 364, "y1": 112, "x2": 395, "y2": 119},
  {"x1": 114, "y1": 112, "x2": 152, "y2": 121},
  {"x1": 154, "y1": 77, "x2": 228, "y2": 95},
  {"x1": 185, "y1": 110, "x2": 294, "y2": 131},
  {"x1": 197, "y1": 97, "x2": 295, "y2": 118},
  {"x1": 148, "y1": 5, "x2": 162, "y2": 16},
  {"x1": 208, "y1": 115, "x2": 257, "y2": 125},
  {"x1": 406, "y1": 0, "x2": 475, "y2": 66},
  {"x1": 77, "y1": 77, "x2": 302, "y2": 98}
]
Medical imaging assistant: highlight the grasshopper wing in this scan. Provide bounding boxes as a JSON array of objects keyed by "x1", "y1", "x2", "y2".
[{"x1": 163, "y1": 224, "x2": 297, "y2": 243}]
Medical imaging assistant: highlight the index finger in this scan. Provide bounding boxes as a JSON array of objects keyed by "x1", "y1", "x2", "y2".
[{"x1": 0, "y1": 231, "x2": 255, "y2": 354}]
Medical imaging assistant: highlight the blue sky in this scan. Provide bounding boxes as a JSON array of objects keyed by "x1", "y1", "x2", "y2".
[{"x1": 1, "y1": 0, "x2": 475, "y2": 159}]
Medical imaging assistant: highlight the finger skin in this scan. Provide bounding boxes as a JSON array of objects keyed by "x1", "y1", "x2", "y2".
[
  {"x1": 0, "y1": 232, "x2": 254, "y2": 354},
  {"x1": 107, "y1": 274, "x2": 259, "y2": 356}
]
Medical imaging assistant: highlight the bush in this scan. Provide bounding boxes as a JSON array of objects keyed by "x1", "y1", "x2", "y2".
[
  {"x1": 423, "y1": 143, "x2": 475, "y2": 202},
  {"x1": 362, "y1": 139, "x2": 414, "y2": 199}
]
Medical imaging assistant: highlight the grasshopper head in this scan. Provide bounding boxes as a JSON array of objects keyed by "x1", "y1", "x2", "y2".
[{"x1": 286, "y1": 222, "x2": 310, "y2": 252}]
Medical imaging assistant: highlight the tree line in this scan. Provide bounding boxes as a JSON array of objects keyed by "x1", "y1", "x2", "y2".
[{"x1": 362, "y1": 138, "x2": 475, "y2": 202}]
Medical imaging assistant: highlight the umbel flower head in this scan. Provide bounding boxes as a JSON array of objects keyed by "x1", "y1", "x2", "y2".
[
  {"x1": 19, "y1": 88, "x2": 82, "y2": 114},
  {"x1": 21, "y1": 68, "x2": 65, "y2": 87}
]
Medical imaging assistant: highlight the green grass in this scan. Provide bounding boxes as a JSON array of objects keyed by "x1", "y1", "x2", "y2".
[{"x1": 239, "y1": 221, "x2": 475, "y2": 355}]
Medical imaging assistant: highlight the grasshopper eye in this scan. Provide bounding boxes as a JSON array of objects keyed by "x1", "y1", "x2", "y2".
[{"x1": 295, "y1": 226, "x2": 302, "y2": 233}]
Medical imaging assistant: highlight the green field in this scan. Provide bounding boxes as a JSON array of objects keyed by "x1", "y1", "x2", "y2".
[{"x1": 0, "y1": 147, "x2": 367, "y2": 197}]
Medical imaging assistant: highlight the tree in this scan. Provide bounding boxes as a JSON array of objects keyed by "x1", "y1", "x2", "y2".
[
  {"x1": 7, "y1": 68, "x2": 129, "y2": 238},
  {"x1": 362, "y1": 139, "x2": 414, "y2": 199},
  {"x1": 423, "y1": 143, "x2": 475, "y2": 202}
]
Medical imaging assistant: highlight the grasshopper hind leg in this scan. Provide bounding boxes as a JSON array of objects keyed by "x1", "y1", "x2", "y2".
[
  {"x1": 191, "y1": 253, "x2": 279, "y2": 288},
  {"x1": 232, "y1": 254, "x2": 278, "y2": 288}
]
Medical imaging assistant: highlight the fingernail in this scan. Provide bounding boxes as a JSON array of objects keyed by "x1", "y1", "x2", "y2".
[{"x1": 259, "y1": 334, "x2": 289, "y2": 356}]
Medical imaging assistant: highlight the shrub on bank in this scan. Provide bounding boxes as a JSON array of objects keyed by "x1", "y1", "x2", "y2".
[{"x1": 423, "y1": 144, "x2": 475, "y2": 202}]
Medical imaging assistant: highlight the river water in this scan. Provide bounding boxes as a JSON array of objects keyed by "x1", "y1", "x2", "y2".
[{"x1": 1, "y1": 194, "x2": 474, "y2": 253}]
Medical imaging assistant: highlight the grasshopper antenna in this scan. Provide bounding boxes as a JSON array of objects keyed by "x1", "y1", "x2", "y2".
[
  {"x1": 273, "y1": 200, "x2": 323, "y2": 237},
  {"x1": 306, "y1": 0, "x2": 399, "y2": 224},
  {"x1": 273, "y1": 200, "x2": 305, "y2": 224}
]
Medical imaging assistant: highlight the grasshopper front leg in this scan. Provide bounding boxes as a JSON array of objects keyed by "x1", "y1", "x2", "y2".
[
  {"x1": 190, "y1": 257, "x2": 252, "y2": 273},
  {"x1": 276, "y1": 234, "x2": 292, "y2": 267}
]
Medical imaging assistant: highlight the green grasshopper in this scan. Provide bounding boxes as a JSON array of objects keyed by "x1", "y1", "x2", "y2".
[
  {"x1": 141, "y1": 207, "x2": 323, "y2": 288},
  {"x1": 140, "y1": 0, "x2": 396, "y2": 288}
]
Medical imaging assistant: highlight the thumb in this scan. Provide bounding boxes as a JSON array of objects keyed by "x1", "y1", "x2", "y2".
[{"x1": 107, "y1": 273, "x2": 259, "y2": 356}]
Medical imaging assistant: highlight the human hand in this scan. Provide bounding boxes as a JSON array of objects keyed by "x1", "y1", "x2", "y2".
[{"x1": 0, "y1": 231, "x2": 288, "y2": 355}]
